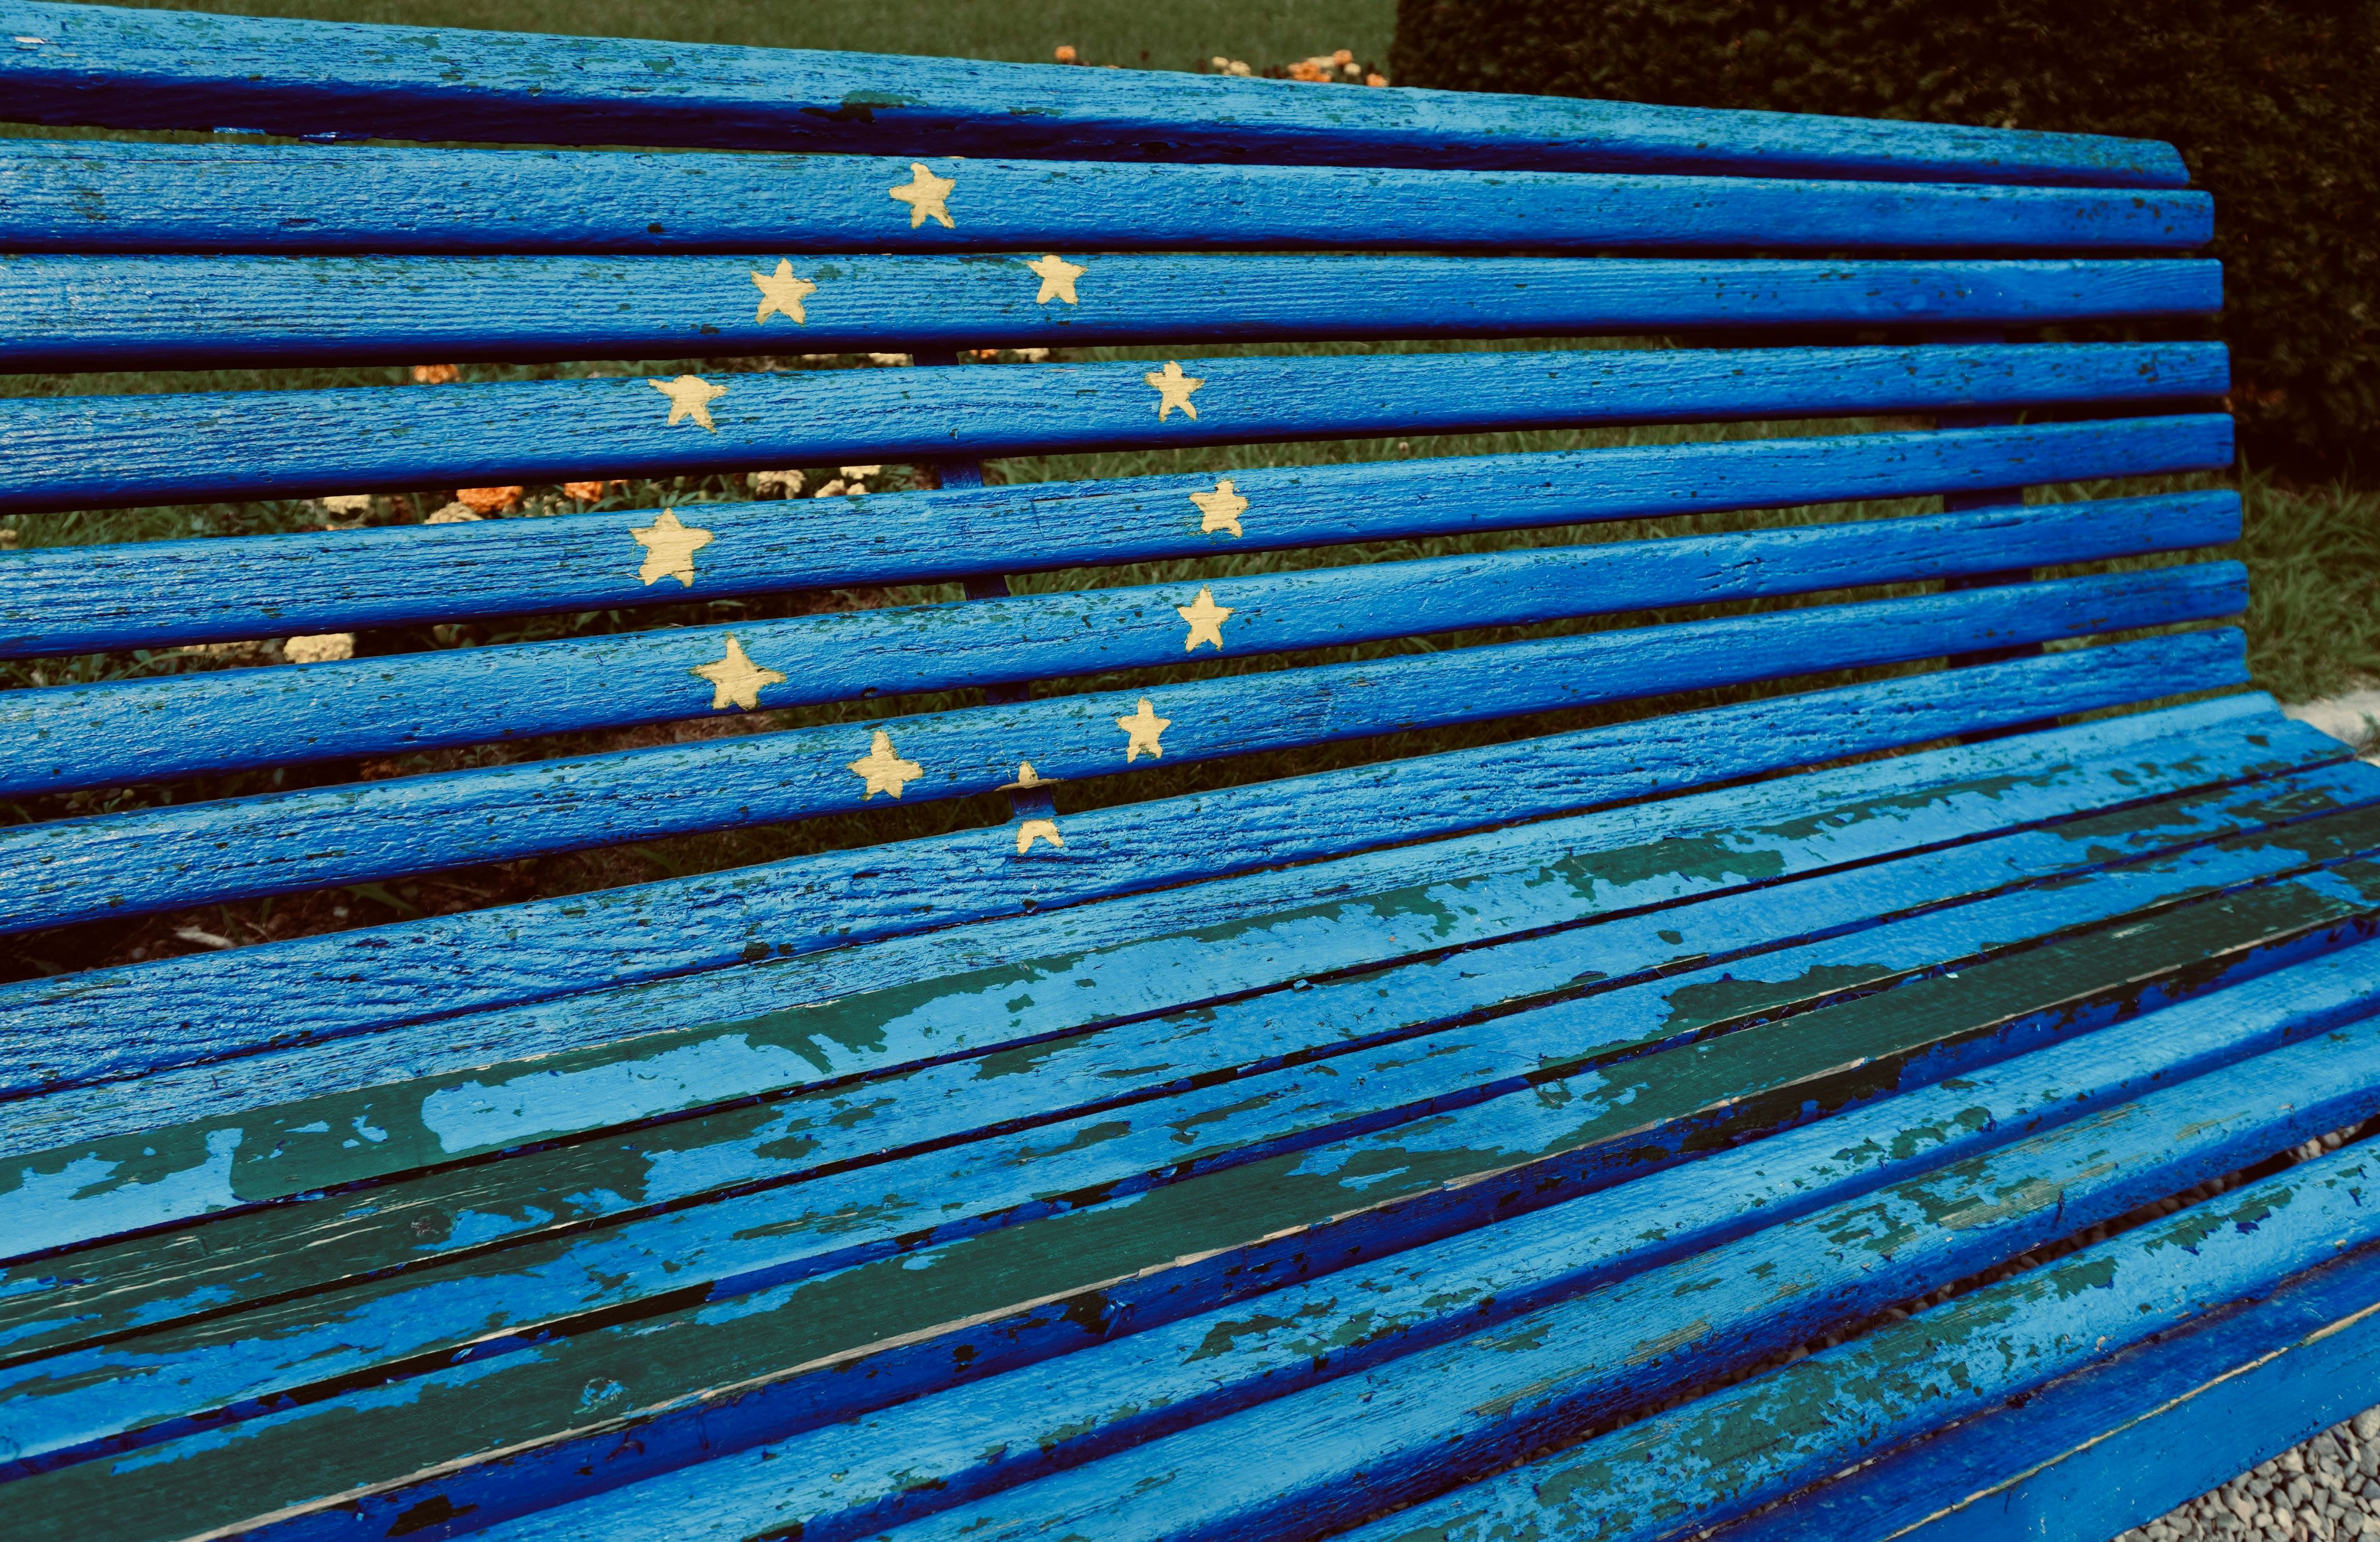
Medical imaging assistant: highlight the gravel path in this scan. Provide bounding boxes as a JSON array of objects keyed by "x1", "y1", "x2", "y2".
[{"x1": 2120, "y1": 1410, "x2": 2380, "y2": 1540}]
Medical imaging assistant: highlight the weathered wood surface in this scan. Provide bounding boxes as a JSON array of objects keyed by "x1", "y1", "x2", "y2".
[
  {"x1": 0, "y1": 495, "x2": 2235, "y2": 813},
  {"x1": 1708, "y1": 1222, "x2": 2380, "y2": 1542},
  {"x1": 0, "y1": 635, "x2": 2255, "y2": 1077},
  {"x1": 1328, "y1": 1145, "x2": 2380, "y2": 1542},
  {"x1": 0, "y1": 141, "x2": 2216, "y2": 258},
  {"x1": 0, "y1": 3, "x2": 2188, "y2": 184},
  {"x1": 1, "y1": 418, "x2": 2234, "y2": 661},
  {"x1": 10, "y1": 878, "x2": 2378, "y2": 1538},
  {"x1": 0, "y1": 342, "x2": 2228, "y2": 516},
  {"x1": 0, "y1": 254, "x2": 2221, "y2": 371}
]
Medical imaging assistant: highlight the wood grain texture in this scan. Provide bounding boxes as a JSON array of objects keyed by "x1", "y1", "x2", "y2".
[
  {"x1": 0, "y1": 254, "x2": 2223, "y2": 371},
  {"x1": 1331, "y1": 1143, "x2": 2380, "y2": 1542},
  {"x1": 0, "y1": 342, "x2": 2230, "y2": 516},
  {"x1": 1, "y1": 417, "x2": 2235, "y2": 661},
  {"x1": 0, "y1": 141, "x2": 2215, "y2": 258},
  {"x1": 1, "y1": 686, "x2": 2322, "y2": 1247},
  {"x1": 0, "y1": 4, "x2": 2189, "y2": 184},
  {"x1": 436, "y1": 1004, "x2": 2380, "y2": 1542},
  {"x1": 0, "y1": 636, "x2": 2257, "y2": 1091},
  {"x1": 0, "y1": 497, "x2": 2241, "y2": 869}
]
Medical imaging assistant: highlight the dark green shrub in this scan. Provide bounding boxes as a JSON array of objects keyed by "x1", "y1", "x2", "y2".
[{"x1": 1392, "y1": 0, "x2": 2380, "y2": 479}]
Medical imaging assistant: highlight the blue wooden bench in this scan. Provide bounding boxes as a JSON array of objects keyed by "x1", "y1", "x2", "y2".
[{"x1": 4, "y1": 5, "x2": 2379, "y2": 1540}]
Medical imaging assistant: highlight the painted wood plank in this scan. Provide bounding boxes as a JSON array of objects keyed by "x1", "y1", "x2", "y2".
[
  {"x1": 0, "y1": 255, "x2": 2223, "y2": 372},
  {"x1": 0, "y1": 5, "x2": 2190, "y2": 185},
  {"x1": 0, "y1": 341, "x2": 2230, "y2": 517},
  {"x1": 422, "y1": 999, "x2": 2380, "y2": 1542},
  {"x1": 184, "y1": 945, "x2": 2380, "y2": 1542},
  {"x1": 11, "y1": 761, "x2": 2375, "y2": 1375},
  {"x1": 4, "y1": 691, "x2": 2332, "y2": 1258},
  {"x1": 0, "y1": 141, "x2": 2217, "y2": 259},
  {"x1": 1327, "y1": 1149, "x2": 2380, "y2": 1542},
  {"x1": 845, "y1": 1024, "x2": 2380, "y2": 1542},
  {"x1": 9, "y1": 852, "x2": 2374, "y2": 1499},
  {"x1": 1, "y1": 417, "x2": 2235, "y2": 662},
  {"x1": 0, "y1": 637, "x2": 2259, "y2": 1088},
  {"x1": 1708, "y1": 1217, "x2": 2380, "y2": 1542},
  {"x1": 0, "y1": 506, "x2": 2241, "y2": 910},
  {"x1": 19, "y1": 913, "x2": 2380, "y2": 1541}
]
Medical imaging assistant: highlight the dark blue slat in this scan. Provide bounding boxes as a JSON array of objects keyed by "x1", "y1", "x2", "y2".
[
  {"x1": 0, "y1": 255, "x2": 2223, "y2": 372},
  {"x1": 0, "y1": 418, "x2": 2236, "y2": 661},
  {"x1": 0, "y1": 4, "x2": 2188, "y2": 185},
  {"x1": 0, "y1": 142, "x2": 2215, "y2": 258},
  {"x1": 0, "y1": 342, "x2": 2231, "y2": 517}
]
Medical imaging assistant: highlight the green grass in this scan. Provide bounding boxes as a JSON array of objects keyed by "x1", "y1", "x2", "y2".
[{"x1": 3, "y1": 1, "x2": 2371, "y2": 984}]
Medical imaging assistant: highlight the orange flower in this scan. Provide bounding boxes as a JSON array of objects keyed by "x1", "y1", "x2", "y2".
[
  {"x1": 562, "y1": 480, "x2": 621, "y2": 500},
  {"x1": 1053, "y1": 44, "x2": 1077, "y2": 63},
  {"x1": 1289, "y1": 59, "x2": 1329, "y2": 81},
  {"x1": 454, "y1": 485, "x2": 525, "y2": 514},
  {"x1": 409, "y1": 363, "x2": 461, "y2": 385},
  {"x1": 1332, "y1": 48, "x2": 1354, "y2": 64},
  {"x1": 1366, "y1": 72, "x2": 1389, "y2": 87}
]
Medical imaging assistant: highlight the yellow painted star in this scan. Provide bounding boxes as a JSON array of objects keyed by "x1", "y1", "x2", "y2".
[
  {"x1": 750, "y1": 259, "x2": 817, "y2": 325},
  {"x1": 1115, "y1": 697, "x2": 1171, "y2": 762},
  {"x1": 650, "y1": 374, "x2": 729, "y2": 431},
  {"x1": 690, "y1": 634, "x2": 785, "y2": 711},
  {"x1": 630, "y1": 510, "x2": 715, "y2": 587},
  {"x1": 1015, "y1": 817, "x2": 1065, "y2": 855},
  {"x1": 1000, "y1": 760, "x2": 1058, "y2": 790},
  {"x1": 888, "y1": 162, "x2": 957, "y2": 229},
  {"x1": 1026, "y1": 254, "x2": 1084, "y2": 306},
  {"x1": 847, "y1": 729, "x2": 924, "y2": 799},
  {"x1": 1145, "y1": 361, "x2": 1204, "y2": 421},
  {"x1": 1176, "y1": 586, "x2": 1233, "y2": 652},
  {"x1": 1190, "y1": 479, "x2": 1247, "y2": 537}
]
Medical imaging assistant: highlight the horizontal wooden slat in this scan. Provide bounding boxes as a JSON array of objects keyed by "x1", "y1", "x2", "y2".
[
  {"x1": 0, "y1": 5, "x2": 2189, "y2": 185},
  {"x1": 1332, "y1": 1145, "x2": 2380, "y2": 1542},
  {"x1": 10, "y1": 865, "x2": 2376, "y2": 1533},
  {"x1": 0, "y1": 637, "x2": 2256, "y2": 1074},
  {"x1": 155, "y1": 946, "x2": 2380, "y2": 1542},
  {"x1": 0, "y1": 253, "x2": 2223, "y2": 372},
  {"x1": 0, "y1": 141, "x2": 2216, "y2": 259},
  {"x1": 0, "y1": 683, "x2": 2316, "y2": 1198},
  {"x1": 861, "y1": 1025, "x2": 2380, "y2": 1542},
  {"x1": 0, "y1": 341, "x2": 2230, "y2": 516},
  {"x1": 0, "y1": 417, "x2": 2235, "y2": 661},
  {"x1": 0, "y1": 497, "x2": 2239, "y2": 802},
  {"x1": 12, "y1": 754, "x2": 2371, "y2": 1349}
]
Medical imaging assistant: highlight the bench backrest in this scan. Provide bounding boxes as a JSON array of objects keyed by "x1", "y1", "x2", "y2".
[{"x1": 0, "y1": 2, "x2": 2236, "y2": 1091}]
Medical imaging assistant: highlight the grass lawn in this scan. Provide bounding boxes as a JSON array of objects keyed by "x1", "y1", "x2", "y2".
[{"x1": 2, "y1": 0, "x2": 2370, "y2": 981}]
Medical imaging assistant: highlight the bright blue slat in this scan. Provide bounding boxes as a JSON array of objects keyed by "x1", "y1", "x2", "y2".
[
  {"x1": 434, "y1": 983, "x2": 2380, "y2": 1542},
  {"x1": 0, "y1": 3, "x2": 2189, "y2": 185},
  {"x1": 0, "y1": 141, "x2": 2216, "y2": 257},
  {"x1": 0, "y1": 640, "x2": 2256, "y2": 1082},
  {"x1": 1331, "y1": 1146, "x2": 2380, "y2": 1542},
  {"x1": 0, "y1": 342, "x2": 2230, "y2": 516},
  {"x1": 0, "y1": 418, "x2": 2236, "y2": 661},
  {"x1": 0, "y1": 256, "x2": 2223, "y2": 372},
  {"x1": 0, "y1": 499, "x2": 2238, "y2": 801}
]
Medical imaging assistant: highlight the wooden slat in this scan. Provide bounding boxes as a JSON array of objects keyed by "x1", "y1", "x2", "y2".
[
  {"x1": 0, "y1": 141, "x2": 2215, "y2": 259},
  {"x1": 12, "y1": 885, "x2": 2378, "y2": 1539},
  {"x1": 167, "y1": 947, "x2": 2380, "y2": 1542},
  {"x1": 1, "y1": 417, "x2": 2235, "y2": 661},
  {"x1": 1709, "y1": 1228, "x2": 2380, "y2": 1542},
  {"x1": 0, "y1": 5, "x2": 2188, "y2": 185},
  {"x1": 0, "y1": 255, "x2": 2223, "y2": 372},
  {"x1": 1328, "y1": 1146, "x2": 2380, "y2": 1542},
  {"x1": 0, "y1": 636, "x2": 2256, "y2": 1078},
  {"x1": 11, "y1": 755, "x2": 2373, "y2": 1349},
  {"x1": 2, "y1": 684, "x2": 2325, "y2": 1227},
  {"x1": 0, "y1": 494, "x2": 2237, "y2": 804},
  {"x1": 0, "y1": 341, "x2": 2228, "y2": 516}
]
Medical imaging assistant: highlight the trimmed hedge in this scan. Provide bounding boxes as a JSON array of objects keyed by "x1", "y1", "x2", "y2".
[{"x1": 1391, "y1": 0, "x2": 2379, "y2": 479}]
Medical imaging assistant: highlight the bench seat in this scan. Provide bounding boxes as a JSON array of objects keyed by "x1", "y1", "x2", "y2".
[{"x1": 3, "y1": 5, "x2": 2376, "y2": 1540}]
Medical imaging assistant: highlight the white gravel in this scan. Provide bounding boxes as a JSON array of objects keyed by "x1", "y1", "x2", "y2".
[{"x1": 2119, "y1": 1408, "x2": 2380, "y2": 1540}]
